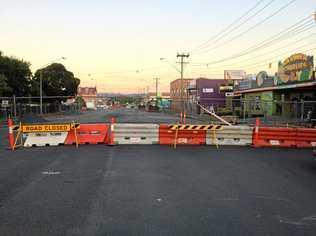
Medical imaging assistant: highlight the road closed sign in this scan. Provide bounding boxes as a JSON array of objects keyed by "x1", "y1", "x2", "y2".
[{"x1": 21, "y1": 124, "x2": 72, "y2": 133}]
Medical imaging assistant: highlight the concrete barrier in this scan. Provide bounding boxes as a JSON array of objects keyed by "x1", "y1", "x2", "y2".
[
  {"x1": 206, "y1": 126, "x2": 253, "y2": 146},
  {"x1": 113, "y1": 123, "x2": 159, "y2": 144}
]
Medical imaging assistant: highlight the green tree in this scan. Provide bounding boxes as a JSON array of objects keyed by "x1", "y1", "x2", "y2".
[
  {"x1": 0, "y1": 51, "x2": 32, "y2": 96},
  {"x1": 32, "y1": 63, "x2": 80, "y2": 98},
  {"x1": 0, "y1": 74, "x2": 13, "y2": 96}
]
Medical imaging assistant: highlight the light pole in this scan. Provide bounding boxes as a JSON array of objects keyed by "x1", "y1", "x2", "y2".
[{"x1": 39, "y1": 57, "x2": 66, "y2": 115}]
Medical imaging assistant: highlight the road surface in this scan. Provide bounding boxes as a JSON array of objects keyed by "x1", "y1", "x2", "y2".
[{"x1": 0, "y1": 109, "x2": 316, "y2": 236}]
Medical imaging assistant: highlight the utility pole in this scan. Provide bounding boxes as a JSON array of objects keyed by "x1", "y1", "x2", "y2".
[
  {"x1": 177, "y1": 53, "x2": 190, "y2": 122},
  {"x1": 40, "y1": 71, "x2": 43, "y2": 115},
  {"x1": 153, "y1": 77, "x2": 160, "y2": 106}
]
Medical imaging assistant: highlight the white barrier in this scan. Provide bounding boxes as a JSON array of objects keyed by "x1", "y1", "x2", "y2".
[
  {"x1": 24, "y1": 132, "x2": 68, "y2": 147},
  {"x1": 206, "y1": 126, "x2": 253, "y2": 146},
  {"x1": 113, "y1": 124, "x2": 159, "y2": 144}
]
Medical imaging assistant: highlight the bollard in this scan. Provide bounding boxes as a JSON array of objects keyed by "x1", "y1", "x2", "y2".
[
  {"x1": 7, "y1": 117, "x2": 15, "y2": 150},
  {"x1": 183, "y1": 112, "x2": 186, "y2": 124}
]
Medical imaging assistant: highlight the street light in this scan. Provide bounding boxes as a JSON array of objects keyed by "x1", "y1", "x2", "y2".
[{"x1": 39, "y1": 57, "x2": 66, "y2": 115}]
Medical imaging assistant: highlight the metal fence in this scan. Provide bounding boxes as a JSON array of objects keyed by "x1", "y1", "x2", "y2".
[
  {"x1": 169, "y1": 98, "x2": 316, "y2": 126},
  {"x1": 0, "y1": 96, "x2": 81, "y2": 121}
]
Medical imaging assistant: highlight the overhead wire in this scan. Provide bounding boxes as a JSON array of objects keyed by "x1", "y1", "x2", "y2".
[
  {"x1": 193, "y1": 0, "x2": 299, "y2": 55},
  {"x1": 191, "y1": 0, "x2": 271, "y2": 53},
  {"x1": 191, "y1": 0, "x2": 275, "y2": 53}
]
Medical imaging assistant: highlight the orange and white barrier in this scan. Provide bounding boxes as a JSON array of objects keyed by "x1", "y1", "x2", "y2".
[{"x1": 65, "y1": 123, "x2": 109, "y2": 145}]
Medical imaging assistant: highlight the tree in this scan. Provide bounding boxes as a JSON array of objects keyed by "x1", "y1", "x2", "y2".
[
  {"x1": 0, "y1": 74, "x2": 13, "y2": 97},
  {"x1": 32, "y1": 63, "x2": 80, "y2": 98},
  {"x1": 0, "y1": 52, "x2": 32, "y2": 96}
]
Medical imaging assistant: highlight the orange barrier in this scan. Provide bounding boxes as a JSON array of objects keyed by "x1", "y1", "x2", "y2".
[
  {"x1": 159, "y1": 124, "x2": 206, "y2": 145},
  {"x1": 253, "y1": 127, "x2": 297, "y2": 148},
  {"x1": 65, "y1": 124, "x2": 109, "y2": 145},
  {"x1": 7, "y1": 117, "x2": 15, "y2": 150},
  {"x1": 295, "y1": 128, "x2": 316, "y2": 148}
]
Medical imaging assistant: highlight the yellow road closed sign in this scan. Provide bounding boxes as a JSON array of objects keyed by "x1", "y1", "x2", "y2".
[{"x1": 21, "y1": 124, "x2": 72, "y2": 133}]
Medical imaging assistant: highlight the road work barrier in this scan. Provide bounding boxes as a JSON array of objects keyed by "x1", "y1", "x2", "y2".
[
  {"x1": 159, "y1": 124, "x2": 212, "y2": 146},
  {"x1": 113, "y1": 123, "x2": 159, "y2": 144},
  {"x1": 11, "y1": 122, "x2": 80, "y2": 150},
  {"x1": 253, "y1": 127, "x2": 298, "y2": 148},
  {"x1": 65, "y1": 123, "x2": 109, "y2": 145},
  {"x1": 206, "y1": 126, "x2": 253, "y2": 146},
  {"x1": 293, "y1": 128, "x2": 316, "y2": 148}
]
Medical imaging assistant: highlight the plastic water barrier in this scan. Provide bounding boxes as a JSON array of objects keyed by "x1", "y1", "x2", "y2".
[
  {"x1": 65, "y1": 123, "x2": 109, "y2": 145},
  {"x1": 206, "y1": 126, "x2": 253, "y2": 146},
  {"x1": 24, "y1": 132, "x2": 68, "y2": 147},
  {"x1": 159, "y1": 124, "x2": 207, "y2": 145},
  {"x1": 253, "y1": 127, "x2": 316, "y2": 148},
  {"x1": 113, "y1": 123, "x2": 159, "y2": 144}
]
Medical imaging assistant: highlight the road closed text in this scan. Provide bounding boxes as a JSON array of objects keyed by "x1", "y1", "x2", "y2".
[{"x1": 22, "y1": 124, "x2": 71, "y2": 133}]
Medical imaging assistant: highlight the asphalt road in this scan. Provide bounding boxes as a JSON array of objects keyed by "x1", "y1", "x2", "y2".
[
  {"x1": 42, "y1": 108, "x2": 200, "y2": 124},
  {"x1": 0, "y1": 110, "x2": 316, "y2": 236}
]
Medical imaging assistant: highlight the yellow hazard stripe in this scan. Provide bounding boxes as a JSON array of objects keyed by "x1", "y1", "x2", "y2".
[{"x1": 168, "y1": 124, "x2": 223, "y2": 131}]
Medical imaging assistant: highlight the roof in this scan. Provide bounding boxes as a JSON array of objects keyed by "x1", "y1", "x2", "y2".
[
  {"x1": 234, "y1": 81, "x2": 316, "y2": 95},
  {"x1": 78, "y1": 87, "x2": 97, "y2": 96}
]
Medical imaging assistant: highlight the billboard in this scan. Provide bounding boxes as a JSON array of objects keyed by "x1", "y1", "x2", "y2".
[
  {"x1": 224, "y1": 70, "x2": 245, "y2": 80},
  {"x1": 277, "y1": 53, "x2": 314, "y2": 84}
]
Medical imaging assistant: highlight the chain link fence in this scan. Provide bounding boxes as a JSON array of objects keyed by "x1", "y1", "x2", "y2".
[
  {"x1": 0, "y1": 96, "x2": 81, "y2": 123},
  {"x1": 168, "y1": 98, "x2": 316, "y2": 127}
]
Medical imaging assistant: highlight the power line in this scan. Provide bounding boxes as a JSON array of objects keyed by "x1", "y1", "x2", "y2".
[
  {"x1": 191, "y1": 0, "x2": 269, "y2": 53},
  {"x1": 191, "y1": 30, "x2": 316, "y2": 70},
  {"x1": 192, "y1": 15, "x2": 314, "y2": 65},
  {"x1": 194, "y1": 0, "x2": 298, "y2": 55},
  {"x1": 192, "y1": 0, "x2": 276, "y2": 54}
]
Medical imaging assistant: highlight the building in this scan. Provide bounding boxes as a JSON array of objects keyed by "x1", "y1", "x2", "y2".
[
  {"x1": 234, "y1": 53, "x2": 316, "y2": 118},
  {"x1": 170, "y1": 78, "x2": 193, "y2": 113},
  {"x1": 187, "y1": 78, "x2": 227, "y2": 114},
  {"x1": 78, "y1": 87, "x2": 97, "y2": 109}
]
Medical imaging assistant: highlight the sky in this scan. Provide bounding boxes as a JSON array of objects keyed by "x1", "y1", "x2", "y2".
[{"x1": 1, "y1": 0, "x2": 315, "y2": 93}]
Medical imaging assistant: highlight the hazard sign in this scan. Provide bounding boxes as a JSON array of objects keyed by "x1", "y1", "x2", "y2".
[{"x1": 21, "y1": 124, "x2": 71, "y2": 133}]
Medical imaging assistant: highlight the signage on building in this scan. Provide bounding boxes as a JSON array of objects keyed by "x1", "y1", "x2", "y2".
[
  {"x1": 202, "y1": 88, "x2": 214, "y2": 93},
  {"x1": 1, "y1": 100, "x2": 9, "y2": 107},
  {"x1": 237, "y1": 79, "x2": 252, "y2": 90},
  {"x1": 219, "y1": 85, "x2": 233, "y2": 91},
  {"x1": 277, "y1": 53, "x2": 314, "y2": 84},
  {"x1": 225, "y1": 92, "x2": 234, "y2": 97},
  {"x1": 224, "y1": 70, "x2": 245, "y2": 80}
]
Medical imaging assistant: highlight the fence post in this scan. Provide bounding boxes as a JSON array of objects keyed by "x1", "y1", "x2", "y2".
[
  {"x1": 300, "y1": 99, "x2": 304, "y2": 121},
  {"x1": 13, "y1": 95, "x2": 16, "y2": 120}
]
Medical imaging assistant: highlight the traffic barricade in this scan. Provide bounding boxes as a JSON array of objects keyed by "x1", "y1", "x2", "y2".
[
  {"x1": 206, "y1": 126, "x2": 253, "y2": 146},
  {"x1": 295, "y1": 128, "x2": 316, "y2": 148},
  {"x1": 253, "y1": 127, "x2": 297, "y2": 148},
  {"x1": 159, "y1": 124, "x2": 222, "y2": 146},
  {"x1": 11, "y1": 123, "x2": 80, "y2": 150},
  {"x1": 113, "y1": 123, "x2": 159, "y2": 144},
  {"x1": 65, "y1": 123, "x2": 109, "y2": 145}
]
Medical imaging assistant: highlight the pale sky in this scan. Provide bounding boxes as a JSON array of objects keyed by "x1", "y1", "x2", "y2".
[{"x1": 1, "y1": 0, "x2": 315, "y2": 93}]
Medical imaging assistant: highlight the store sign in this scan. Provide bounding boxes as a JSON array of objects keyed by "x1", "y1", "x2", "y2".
[
  {"x1": 224, "y1": 70, "x2": 245, "y2": 80},
  {"x1": 283, "y1": 53, "x2": 313, "y2": 73},
  {"x1": 1, "y1": 100, "x2": 9, "y2": 107},
  {"x1": 277, "y1": 53, "x2": 314, "y2": 84},
  {"x1": 225, "y1": 92, "x2": 234, "y2": 97},
  {"x1": 202, "y1": 88, "x2": 214, "y2": 93},
  {"x1": 219, "y1": 85, "x2": 233, "y2": 91},
  {"x1": 237, "y1": 79, "x2": 252, "y2": 90}
]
